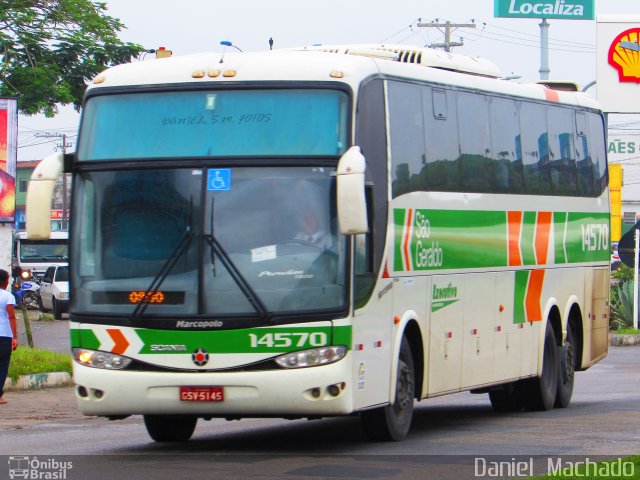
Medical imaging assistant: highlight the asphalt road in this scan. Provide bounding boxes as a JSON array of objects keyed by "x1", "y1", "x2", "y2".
[{"x1": 0, "y1": 341, "x2": 638, "y2": 480}]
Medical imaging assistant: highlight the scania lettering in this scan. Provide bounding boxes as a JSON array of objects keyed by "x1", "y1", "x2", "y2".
[{"x1": 27, "y1": 42, "x2": 609, "y2": 443}]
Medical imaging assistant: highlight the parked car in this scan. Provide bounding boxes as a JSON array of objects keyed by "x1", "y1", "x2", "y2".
[{"x1": 39, "y1": 264, "x2": 69, "y2": 319}]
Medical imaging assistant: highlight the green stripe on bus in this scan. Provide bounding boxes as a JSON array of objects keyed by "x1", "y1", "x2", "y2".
[
  {"x1": 71, "y1": 325, "x2": 352, "y2": 354},
  {"x1": 392, "y1": 208, "x2": 609, "y2": 272},
  {"x1": 521, "y1": 211, "x2": 537, "y2": 265},
  {"x1": 393, "y1": 208, "x2": 407, "y2": 272},
  {"x1": 70, "y1": 328, "x2": 100, "y2": 350},
  {"x1": 514, "y1": 270, "x2": 529, "y2": 324},
  {"x1": 554, "y1": 211, "x2": 568, "y2": 264}
]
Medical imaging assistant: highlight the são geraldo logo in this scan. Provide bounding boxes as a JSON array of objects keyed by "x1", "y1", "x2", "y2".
[{"x1": 608, "y1": 28, "x2": 640, "y2": 83}]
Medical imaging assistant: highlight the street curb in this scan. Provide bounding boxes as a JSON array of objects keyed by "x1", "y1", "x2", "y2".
[
  {"x1": 3, "y1": 372, "x2": 73, "y2": 392},
  {"x1": 610, "y1": 334, "x2": 640, "y2": 347}
]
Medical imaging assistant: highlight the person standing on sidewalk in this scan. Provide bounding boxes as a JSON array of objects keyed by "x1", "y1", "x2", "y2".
[{"x1": 0, "y1": 269, "x2": 17, "y2": 404}]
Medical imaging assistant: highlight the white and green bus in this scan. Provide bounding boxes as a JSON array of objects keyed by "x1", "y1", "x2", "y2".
[{"x1": 26, "y1": 44, "x2": 609, "y2": 442}]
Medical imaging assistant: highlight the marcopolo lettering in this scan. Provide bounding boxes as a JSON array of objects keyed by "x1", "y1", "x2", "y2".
[
  {"x1": 508, "y1": 0, "x2": 585, "y2": 17},
  {"x1": 175, "y1": 320, "x2": 224, "y2": 328}
]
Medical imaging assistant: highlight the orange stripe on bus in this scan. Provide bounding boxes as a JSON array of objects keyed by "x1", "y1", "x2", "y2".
[
  {"x1": 525, "y1": 269, "x2": 545, "y2": 323},
  {"x1": 507, "y1": 211, "x2": 523, "y2": 266},
  {"x1": 543, "y1": 88, "x2": 559, "y2": 102},
  {"x1": 535, "y1": 211, "x2": 552, "y2": 265},
  {"x1": 107, "y1": 329, "x2": 130, "y2": 355},
  {"x1": 403, "y1": 209, "x2": 413, "y2": 272}
]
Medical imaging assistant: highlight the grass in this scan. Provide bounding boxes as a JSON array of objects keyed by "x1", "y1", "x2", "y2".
[
  {"x1": 8, "y1": 346, "x2": 72, "y2": 382},
  {"x1": 615, "y1": 328, "x2": 640, "y2": 335},
  {"x1": 533, "y1": 456, "x2": 640, "y2": 479}
]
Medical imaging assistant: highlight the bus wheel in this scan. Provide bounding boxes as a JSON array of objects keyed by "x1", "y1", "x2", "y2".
[
  {"x1": 554, "y1": 323, "x2": 576, "y2": 408},
  {"x1": 143, "y1": 415, "x2": 197, "y2": 442},
  {"x1": 525, "y1": 323, "x2": 558, "y2": 411},
  {"x1": 361, "y1": 337, "x2": 415, "y2": 441},
  {"x1": 488, "y1": 383, "x2": 524, "y2": 412}
]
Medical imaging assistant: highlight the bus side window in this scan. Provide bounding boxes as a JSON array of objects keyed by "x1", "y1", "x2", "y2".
[
  {"x1": 587, "y1": 112, "x2": 607, "y2": 196},
  {"x1": 575, "y1": 112, "x2": 595, "y2": 197}
]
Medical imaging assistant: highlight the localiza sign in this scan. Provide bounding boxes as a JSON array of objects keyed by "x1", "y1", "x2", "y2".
[{"x1": 495, "y1": 0, "x2": 594, "y2": 20}]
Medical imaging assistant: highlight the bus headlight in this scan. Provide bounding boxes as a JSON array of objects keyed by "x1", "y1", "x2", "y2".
[
  {"x1": 73, "y1": 348, "x2": 132, "y2": 370},
  {"x1": 275, "y1": 346, "x2": 347, "y2": 369}
]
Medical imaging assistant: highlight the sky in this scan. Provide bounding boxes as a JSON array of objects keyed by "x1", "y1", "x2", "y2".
[{"x1": 16, "y1": 0, "x2": 640, "y2": 161}]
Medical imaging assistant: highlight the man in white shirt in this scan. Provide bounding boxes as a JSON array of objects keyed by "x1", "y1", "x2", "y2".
[
  {"x1": 293, "y1": 208, "x2": 333, "y2": 250},
  {"x1": 0, "y1": 269, "x2": 17, "y2": 404}
]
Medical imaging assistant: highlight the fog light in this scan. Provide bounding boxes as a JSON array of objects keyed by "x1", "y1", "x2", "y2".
[
  {"x1": 77, "y1": 386, "x2": 88, "y2": 398},
  {"x1": 311, "y1": 388, "x2": 321, "y2": 398},
  {"x1": 93, "y1": 389, "x2": 104, "y2": 399},
  {"x1": 327, "y1": 384, "x2": 340, "y2": 397}
]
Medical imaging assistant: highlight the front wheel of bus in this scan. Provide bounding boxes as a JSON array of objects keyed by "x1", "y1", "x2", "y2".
[
  {"x1": 525, "y1": 323, "x2": 558, "y2": 411},
  {"x1": 361, "y1": 337, "x2": 415, "y2": 441},
  {"x1": 143, "y1": 415, "x2": 198, "y2": 442}
]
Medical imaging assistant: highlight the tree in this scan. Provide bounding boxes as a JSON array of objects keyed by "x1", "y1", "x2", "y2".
[{"x1": 0, "y1": 0, "x2": 145, "y2": 116}]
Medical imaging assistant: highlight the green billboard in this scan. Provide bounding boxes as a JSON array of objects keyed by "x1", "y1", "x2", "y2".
[{"x1": 494, "y1": 0, "x2": 594, "y2": 20}]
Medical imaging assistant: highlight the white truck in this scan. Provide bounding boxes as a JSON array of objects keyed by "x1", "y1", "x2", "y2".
[{"x1": 12, "y1": 230, "x2": 68, "y2": 279}]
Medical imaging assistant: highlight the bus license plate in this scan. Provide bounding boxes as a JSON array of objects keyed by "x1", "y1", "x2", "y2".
[{"x1": 179, "y1": 386, "x2": 224, "y2": 402}]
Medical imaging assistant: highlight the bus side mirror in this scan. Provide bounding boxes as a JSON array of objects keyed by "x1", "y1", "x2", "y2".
[
  {"x1": 336, "y1": 146, "x2": 369, "y2": 235},
  {"x1": 26, "y1": 152, "x2": 64, "y2": 240}
]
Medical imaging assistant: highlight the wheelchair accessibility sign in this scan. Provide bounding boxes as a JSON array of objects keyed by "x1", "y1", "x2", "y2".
[{"x1": 207, "y1": 169, "x2": 231, "y2": 191}]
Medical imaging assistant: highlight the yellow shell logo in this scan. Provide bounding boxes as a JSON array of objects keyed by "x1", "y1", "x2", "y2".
[{"x1": 608, "y1": 28, "x2": 640, "y2": 83}]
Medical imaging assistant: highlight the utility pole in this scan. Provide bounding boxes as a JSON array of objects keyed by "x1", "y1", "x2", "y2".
[
  {"x1": 417, "y1": 19, "x2": 476, "y2": 52},
  {"x1": 539, "y1": 18, "x2": 550, "y2": 80},
  {"x1": 34, "y1": 133, "x2": 72, "y2": 231}
]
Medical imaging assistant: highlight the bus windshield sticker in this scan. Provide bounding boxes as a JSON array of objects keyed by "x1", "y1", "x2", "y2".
[
  {"x1": 207, "y1": 168, "x2": 231, "y2": 191},
  {"x1": 251, "y1": 245, "x2": 277, "y2": 263}
]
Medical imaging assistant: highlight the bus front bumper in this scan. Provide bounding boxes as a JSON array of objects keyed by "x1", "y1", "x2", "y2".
[{"x1": 73, "y1": 353, "x2": 354, "y2": 417}]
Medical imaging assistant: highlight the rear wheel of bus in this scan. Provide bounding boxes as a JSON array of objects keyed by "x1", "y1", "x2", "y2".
[
  {"x1": 143, "y1": 415, "x2": 198, "y2": 442},
  {"x1": 361, "y1": 336, "x2": 415, "y2": 441},
  {"x1": 555, "y1": 322, "x2": 576, "y2": 408}
]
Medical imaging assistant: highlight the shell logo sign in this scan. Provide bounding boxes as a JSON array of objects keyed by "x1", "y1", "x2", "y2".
[{"x1": 608, "y1": 28, "x2": 640, "y2": 83}]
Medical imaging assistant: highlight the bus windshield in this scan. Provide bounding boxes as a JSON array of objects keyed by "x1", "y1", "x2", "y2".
[
  {"x1": 78, "y1": 89, "x2": 349, "y2": 160},
  {"x1": 72, "y1": 166, "x2": 347, "y2": 320},
  {"x1": 19, "y1": 239, "x2": 68, "y2": 262}
]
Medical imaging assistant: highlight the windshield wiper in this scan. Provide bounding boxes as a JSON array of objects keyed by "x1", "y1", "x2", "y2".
[
  {"x1": 129, "y1": 229, "x2": 194, "y2": 325},
  {"x1": 129, "y1": 198, "x2": 195, "y2": 324},
  {"x1": 206, "y1": 197, "x2": 270, "y2": 321}
]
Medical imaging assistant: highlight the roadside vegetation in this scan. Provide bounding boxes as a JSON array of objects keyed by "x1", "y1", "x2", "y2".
[
  {"x1": 610, "y1": 265, "x2": 636, "y2": 331},
  {"x1": 8, "y1": 346, "x2": 72, "y2": 383}
]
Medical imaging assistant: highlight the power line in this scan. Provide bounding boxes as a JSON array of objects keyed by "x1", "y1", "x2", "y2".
[
  {"x1": 459, "y1": 27, "x2": 595, "y2": 54},
  {"x1": 482, "y1": 22, "x2": 596, "y2": 48}
]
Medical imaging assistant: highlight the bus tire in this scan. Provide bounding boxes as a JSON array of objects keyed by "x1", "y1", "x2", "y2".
[
  {"x1": 554, "y1": 323, "x2": 576, "y2": 408},
  {"x1": 143, "y1": 415, "x2": 198, "y2": 442},
  {"x1": 525, "y1": 323, "x2": 558, "y2": 411},
  {"x1": 361, "y1": 337, "x2": 415, "y2": 441}
]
